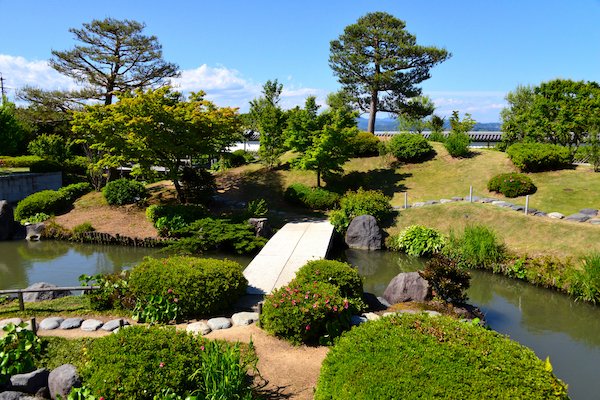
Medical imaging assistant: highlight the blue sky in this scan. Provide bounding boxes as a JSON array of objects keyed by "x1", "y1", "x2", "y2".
[{"x1": 1, "y1": 0, "x2": 599, "y2": 122}]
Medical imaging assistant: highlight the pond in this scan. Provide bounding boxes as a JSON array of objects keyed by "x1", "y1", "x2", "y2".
[{"x1": 1, "y1": 241, "x2": 598, "y2": 399}]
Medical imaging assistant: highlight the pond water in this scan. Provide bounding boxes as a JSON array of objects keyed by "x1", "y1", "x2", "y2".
[{"x1": 1, "y1": 241, "x2": 598, "y2": 399}]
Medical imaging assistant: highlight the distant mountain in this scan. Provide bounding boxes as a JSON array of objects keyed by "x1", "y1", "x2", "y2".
[{"x1": 357, "y1": 117, "x2": 501, "y2": 132}]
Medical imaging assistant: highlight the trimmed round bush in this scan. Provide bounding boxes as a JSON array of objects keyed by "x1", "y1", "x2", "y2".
[
  {"x1": 261, "y1": 280, "x2": 353, "y2": 345},
  {"x1": 387, "y1": 225, "x2": 446, "y2": 257},
  {"x1": 506, "y1": 142, "x2": 573, "y2": 172},
  {"x1": 14, "y1": 190, "x2": 69, "y2": 221},
  {"x1": 284, "y1": 183, "x2": 340, "y2": 210},
  {"x1": 58, "y1": 182, "x2": 92, "y2": 202},
  {"x1": 315, "y1": 314, "x2": 569, "y2": 399},
  {"x1": 129, "y1": 256, "x2": 247, "y2": 318},
  {"x1": 487, "y1": 172, "x2": 536, "y2": 198},
  {"x1": 348, "y1": 131, "x2": 380, "y2": 157},
  {"x1": 444, "y1": 132, "x2": 471, "y2": 157},
  {"x1": 102, "y1": 178, "x2": 147, "y2": 205},
  {"x1": 82, "y1": 326, "x2": 252, "y2": 400},
  {"x1": 329, "y1": 189, "x2": 393, "y2": 232},
  {"x1": 387, "y1": 133, "x2": 434, "y2": 162},
  {"x1": 294, "y1": 260, "x2": 363, "y2": 302}
]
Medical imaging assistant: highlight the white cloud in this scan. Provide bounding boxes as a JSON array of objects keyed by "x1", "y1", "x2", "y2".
[
  {"x1": 0, "y1": 54, "x2": 79, "y2": 95},
  {"x1": 426, "y1": 90, "x2": 508, "y2": 122}
]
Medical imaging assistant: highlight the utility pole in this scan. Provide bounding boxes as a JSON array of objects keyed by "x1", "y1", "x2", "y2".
[{"x1": 0, "y1": 72, "x2": 5, "y2": 104}]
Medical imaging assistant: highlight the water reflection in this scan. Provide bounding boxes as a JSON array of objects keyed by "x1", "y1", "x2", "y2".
[{"x1": 341, "y1": 249, "x2": 600, "y2": 400}]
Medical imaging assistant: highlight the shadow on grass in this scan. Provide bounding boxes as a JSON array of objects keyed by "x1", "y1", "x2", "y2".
[{"x1": 325, "y1": 169, "x2": 411, "y2": 198}]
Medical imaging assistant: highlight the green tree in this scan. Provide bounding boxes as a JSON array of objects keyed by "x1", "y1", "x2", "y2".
[
  {"x1": 329, "y1": 12, "x2": 450, "y2": 133},
  {"x1": 501, "y1": 79, "x2": 600, "y2": 149},
  {"x1": 428, "y1": 114, "x2": 446, "y2": 142},
  {"x1": 0, "y1": 99, "x2": 28, "y2": 156},
  {"x1": 285, "y1": 96, "x2": 358, "y2": 187},
  {"x1": 50, "y1": 18, "x2": 179, "y2": 105},
  {"x1": 397, "y1": 96, "x2": 435, "y2": 134},
  {"x1": 71, "y1": 87, "x2": 241, "y2": 201},
  {"x1": 248, "y1": 80, "x2": 287, "y2": 168},
  {"x1": 449, "y1": 110, "x2": 476, "y2": 134},
  {"x1": 445, "y1": 111, "x2": 475, "y2": 158}
]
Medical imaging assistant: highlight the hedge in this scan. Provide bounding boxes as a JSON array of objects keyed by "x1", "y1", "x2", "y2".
[
  {"x1": 14, "y1": 190, "x2": 69, "y2": 221},
  {"x1": 506, "y1": 142, "x2": 573, "y2": 172},
  {"x1": 129, "y1": 256, "x2": 247, "y2": 318},
  {"x1": 315, "y1": 314, "x2": 569, "y2": 399}
]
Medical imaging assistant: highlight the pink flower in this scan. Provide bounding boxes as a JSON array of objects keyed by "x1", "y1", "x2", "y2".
[
  {"x1": 313, "y1": 303, "x2": 318, "y2": 308},
  {"x1": 292, "y1": 300, "x2": 297, "y2": 306},
  {"x1": 305, "y1": 324, "x2": 310, "y2": 331},
  {"x1": 273, "y1": 303, "x2": 279, "y2": 308},
  {"x1": 305, "y1": 295, "x2": 309, "y2": 299},
  {"x1": 344, "y1": 300, "x2": 349, "y2": 309},
  {"x1": 333, "y1": 306, "x2": 338, "y2": 312},
  {"x1": 100, "y1": 397, "x2": 105, "y2": 400},
  {"x1": 167, "y1": 288, "x2": 173, "y2": 294},
  {"x1": 200, "y1": 345, "x2": 205, "y2": 351},
  {"x1": 159, "y1": 362, "x2": 165, "y2": 368},
  {"x1": 173, "y1": 298, "x2": 179, "y2": 303}
]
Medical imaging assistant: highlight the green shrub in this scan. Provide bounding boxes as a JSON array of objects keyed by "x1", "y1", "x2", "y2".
[
  {"x1": 448, "y1": 225, "x2": 505, "y2": 269},
  {"x1": 0, "y1": 155, "x2": 44, "y2": 167},
  {"x1": 294, "y1": 260, "x2": 364, "y2": 303},
  {"x1": 14, "y1": 190, "x2": 69, "y2": 221},
  {"x1": 348, "y1": 131, "x2": 380, "y2": 157},
  {"x1": 568, "y1": 253, "x2": 600, "y2": 304},
  {"x1": 166, "y1": 218, "x2": 267, "y2": 255},
  {"x1": 82, "y1": 326, "x2": 254, "y2": 400},
  {"x1": 27, "y1": 133, "x2": 73, "y2": 162},
  {"x1": 261, "y1": 280, "x2": 353, "y2": 345},
  {"x1": 444, "y1": 131, "x2": 471, "y2": 157},
  {"x1": 102, "y1": 178, "x2": 147, "y2": 205},
  {"x1": 329, "y1": 189, "x2": 393, "y2": 232},
  {"x1": 79, "y1": 271, "x2": 135, "y2": 311},
  {"x1": 62, "y1": 156, "x2": 89, "y2": 175},
  {"x1": 28, "y1": 159, "x2": 63, "y2": 173},
  {"x1": 387, "y1": 133, "x2": 434, "y2": 162},
  {"x1": 58, "y1": 182, "x2": 92, "y2": 203},
  {"x1": 0, "y1": 323, "x2": 43, "y2": 384},
  {"x1": 387, "y1": 225, "x2": 446, "y2": 257},
  {"x1": 129, "y1": 256, "x2": 247, "y2": 318},
  {"x1": 233, "y1": 149, "x2": 256, "y2": 164},
  {"x1": 38, "y1": 336, "x2": 91, "y2": 371},
  {"x1": 284, "y1": 183, "x2": 340, "y2": 210},
  {"x1": 71, "y1": 222, "x2": 95, "y2": 238},
  {"x1": 246, "y1": 198, "x2": 268, "y2": 218},
  {"x1": 428, "y1": 131, "x2": 446, "y2": 143},
  {"x1": 420, "y1": 254, "x2": 470, "y2": 303},
  {"x1": 314, "y1": 314, "x2": 569, "y2": 399},
  {"x1": 179, "y1": 167, "x2": 216, "y2": 205},
  {"x1": 132, "y1": 289, "x2": 180, "y2": 324},
  {"x1": 506, "y1": 142, "x2": 573, "y2": 172},
  {"x1": 487, "y1": 172, "x2": 536, "y2": 197},
  {"x1": 146, "y1": 204, "x2": 208, "y2": 225},
  {"x1": 20, "y1": 212, "x2": 51, "y2": 224}
]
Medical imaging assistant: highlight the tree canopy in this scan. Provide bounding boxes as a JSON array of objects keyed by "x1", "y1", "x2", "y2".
[
  {"x1": 0, "y1": 100, "x2": 28, "y2": 156},
  {"x1": 329, "y1": 12, "x2": 450, "y2": 133},
  {"x1": 71, "y1": 87, "x2": 242, "y2": 200},
  {"x1": 50, "y1": 18, "x2": 179, "y2": 105},
  {"x1": 501, "y1": 79, "x2": 600, "y2": 149}
]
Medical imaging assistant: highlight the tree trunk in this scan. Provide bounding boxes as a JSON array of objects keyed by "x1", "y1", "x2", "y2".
[
  {"x1": 368, "y1": 89, "x2": 378, "y2": 134},
  {"x1": 317, "y1": 169, "x2": 321, "y2": 188}
]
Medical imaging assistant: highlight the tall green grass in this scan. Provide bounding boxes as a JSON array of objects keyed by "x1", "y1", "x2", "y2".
[
  {"x1": 569, "y1": 253, "x2": 600, "y2": 304},
  {"x1": 449, "y1": 225, "x2": 506, "y2": 269}
]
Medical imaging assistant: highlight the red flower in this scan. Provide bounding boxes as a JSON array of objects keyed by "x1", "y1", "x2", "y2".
[
  {"x1": 305, "y1": 324, "x2": 311, "y2": 331},
  {"x1": 167, "y1": 288, "x2": 173, "y2": 294},
  {"x1": 159, "y1": 362, "x2": 165, "y2": 368}
]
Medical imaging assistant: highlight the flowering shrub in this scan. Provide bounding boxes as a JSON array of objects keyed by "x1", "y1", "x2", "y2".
[
  {"x1": 79, "y1": 272, "x2": 134, "y2": 311},
  {"x1": 261, "y1": 281, "x2": 353, "y2": 345},
  {"x1": 487, "y1": 172, "x2": 536, "y2": 198},
  {"x1": 293, "y1": 260, "x2": 364, "y2": 304}
]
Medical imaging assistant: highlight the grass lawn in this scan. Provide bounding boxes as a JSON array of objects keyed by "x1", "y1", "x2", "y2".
[{"x1": 0, "y1": 296, "x2": 131, "y2": 320}]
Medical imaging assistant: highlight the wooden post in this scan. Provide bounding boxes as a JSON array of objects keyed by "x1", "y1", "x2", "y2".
[
  {"x1": 469, "y1": 186, "x2": 473, "y2": 203},
  {"x1": 525, "y1": 195, "x2": 529, "y2": 215},
  {"x1": 404, "y1": 192, "x2": 408, "y2": 209},
  {"x1": 18, "y1": 291, "x2": 24, "y2": 311},
  {"x1": 31, "y1": 318, "x2": 37, "y2": 335}
]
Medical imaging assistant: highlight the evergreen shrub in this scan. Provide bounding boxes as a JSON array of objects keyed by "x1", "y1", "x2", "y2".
[
  {"x1": 314, "y1": 314, "x2": 569, "y2": 399},
  {"x1": 487, "y1": 172, "x2": 536, "y2": 198},
  {"x1": 129, "y1": 256, "x2": 247, "y2": 318},
  {"x1": 329, "y1": 189, "x2": 393, "y2": 232},
  {"x1": 58, "y1": 182, "x2": 92, "y2": 202},
  {"x1": 420, "y1": 254, "x2": 470, "y2": 303},
  {"x1": 14, "y1": 190, "x2": 69, "y2": 221},
  {"x1": 102, "y1": 178, "x2": 147, "y2": 205},
  {"x1": 348, "y1": 131, "x2": 380, "y2": 157},
  {"x1": 387, "y1": 133, "x2": 434, "y2": 162},
  {"x1": 444, "y1": 132, "x2": 471, "y2": 157},
  {"x1": 284, "y1": 183, "x2": 340, "y2": 210},
  {"x1": 506, "y1": 142, "x2": 573, "y2": 172}
]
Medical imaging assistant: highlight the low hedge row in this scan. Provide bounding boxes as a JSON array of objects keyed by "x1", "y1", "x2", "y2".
[
  {"x1": 315, "y1": 314, "x2": 568, "y2": 399},
  {"x1": 14, "y1": 183, "x2": 92, "y2": 221}
]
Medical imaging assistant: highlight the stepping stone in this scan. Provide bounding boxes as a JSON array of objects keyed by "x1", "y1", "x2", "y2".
[
  {"x1": 350, "y1": 315, "x2": 368, "y2": 326},
  {"x1": 451, "y1": 197, "x2": 463, "y2": 201},
  {"x1": 392, "y1": 205, "x2": 404, "y2": 210},
  {"x1": 396, "y1": 309, "x2": 419, "y2": 315},
  {"x1": 231, "y1": 312, "x2": 259, "y2": 326},
  {"x1": 60, "y1": 318, "x2": 83, "y2": 330},
  {"x1": 533, "y1": 211, "x2": 547, "y2": 217},
  {"x1": 439, "y1": 199, "x2": 454, "y2": 204},
  {"x1": 566, "y1": 213, "x2": 590, "y2": 223},
  {"x1": 81, "y1": 319, "x2": 103, "y2": 332},
  {"x1": 0, "y1": 318, "x2": 22, "y2": 329},
  {"x1": 101, "y1": 319, "x2": 129, "y2": 332},
  {"x1": 39, "y1": 317, "x2": 64, "y2": 330},
  {"x1": 492, "y1": 201, "x2": 511, "y2": 207},
  {"x1": 464, "y1": 195, "x2": 480, "y2": 202},
  {"x1": 589, "y1": 219, "x2": 600, "y2": 225},
  {"x1": 412, "y1": 202, "x2": 426, "y2": 208},
  {"x1": 479, "y1": 198, "x2": 497, "y2": 203},
  {"x1": 424, "y1": 200, "x2": 438, "y2": 205},
  {"x1": 579, "y1": 208, "x2": 598, "y2": 216},
  {"x1": 186, "y1": 321, "x2": 212, "y2": 336},
  {"x1": 510, "y1": 205, "x2": 524, "y2": 211},
  {"x1": 207, "y1": 317, "x2": 232, "y2": 331},
  {"x1": 547, "y1": 212, "x2": 565, "y2": 219},
  {"x1": 363, "y1": 312, "x2": 381, "y2": 321}
]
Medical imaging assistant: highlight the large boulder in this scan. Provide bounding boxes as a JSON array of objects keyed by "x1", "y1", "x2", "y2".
[
  {"x1": 0, "y1": 200, "x2": 15, "y2": 240},
  {"x1": 9, "y1": 368, "x2": 49, "y2": 394},
  {"x1": 25, "y1": 223, "x2": 45, "y2": 241},
  {"x1": 383, "y1": 272, "x2": 431, "y2": 304},
  {"x1": 345, "y1": 215, "x2": 383, "y2": 250},
  {"x1": 22, "y1": 283, "x2": 71, "y2": 303},
  {"x1": 248, "y1": 218, "x2": 272, "y2": 238},
  {"x1": 48, "y1": 364, "x2": 81, "y2": 400}
]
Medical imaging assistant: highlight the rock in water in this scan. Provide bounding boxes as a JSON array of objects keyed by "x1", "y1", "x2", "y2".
[
  {"x1": 345, "y1": 215, "x2": 383, "y2": 250},
  {"x1": 383, "y1": 272, "x2": 431, "y2": 304},
  {"x1": 22, "y1": 283, "x2": 71, "y2": 302}
]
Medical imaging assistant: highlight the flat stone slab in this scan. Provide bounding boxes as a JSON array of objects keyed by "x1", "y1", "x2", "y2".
[
  {"x1": 0, "y1": 318, "x2": 22, "y2": 329},
  {"x1": 60, "y1": 318, "x2": 83, "y2": 330},
  {"x1": 464, "y1": 195, "x2": 480, "y2": 202},
  {"x1": 547, "y1": 212, "x2": 565, "y2": 219},
  {"x1": 451, "y1": 197, "x2": 463, "y2": 201},
  {"x1": 479, "y1": 198, "x2": 497, "y2": 203},
  {"x1": 579, "y1": 208, "x2": 598, "y2": 216},
  {"x1": 39, "y1": 317, "x2": 64, "y2": 330},
  {"x1": 439, "y1": 199, "x2": 454, "y2": 204},
  {"x1": 566, "y1": 213, "x2": 590, "y2": 223},
  {"x1": 412, "y1": 202, "x2": 426, "y2": 207},
  {"x1": 424, "y1": 310, "x2": 442, "y2": 317},
  {"x1": 231, "y1": 312, "x2": 259, "y2": 326},
  {"x1": 492, "y1": 201, "x2": 511, "y2": 207},
  {"x1": 533, "y1": 211, "x2": 547, "y2": 217},
  {"x1": 187, "y1": 321, "x2": 212, "y2": 335},
  {"x1": 207, "y1": 317, "x2": 232, "y2": 331},
  {"x1": 510, "y1": 205, "x2": 524, "y2": 211},
  {"x1": 101, "y1": 319, "x2": 129, "y2": 331},
  {"x1": 81, "y1": 319, "x2": 104, "y2": 332},
  {"x1": 363, "y1": 312, "x2": 381, "y2": 321},
  {"x1": 589, "y1": 219, "x2": 600, "y2": 225},
  {"x1": 424, "y1": 200, "x2": 438, "y2": 205}
]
